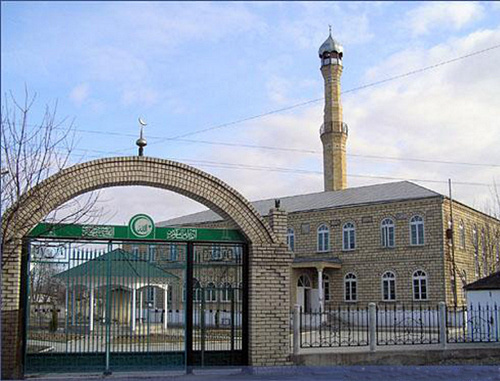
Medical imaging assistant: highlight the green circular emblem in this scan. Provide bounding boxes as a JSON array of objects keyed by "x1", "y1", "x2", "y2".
[{"x1": 129, "y1": 214, "x2": 155, "y2": 238}]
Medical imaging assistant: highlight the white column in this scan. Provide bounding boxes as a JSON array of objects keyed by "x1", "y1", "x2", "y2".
[
  {"x1": 163, "y1": 285, "x2": 168, "y2": 331},
  {"x1": 132, "y1": 288, "x2": 137, "y2": 332},
  {"x1": 89, "y1": 288, "x2": 94, "y2": 332},
  {"x1": 317, "y1": 268, "x2": 324, "y2": 312},
  {"x1": 139, "y1": 289, "x2": 143, "y2": 321},
  {"x1": 369, "y1": 302, "x2": 376, "y2": 352}
]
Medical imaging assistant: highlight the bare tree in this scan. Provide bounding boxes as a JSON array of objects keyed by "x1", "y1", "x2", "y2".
[{"x1": 1, "y1": 88, "x2": 102, "y2": 266}]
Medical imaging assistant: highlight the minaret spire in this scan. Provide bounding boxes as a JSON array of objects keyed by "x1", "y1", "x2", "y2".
[{"x1": 318, "y1": 31, "x2": 348, "y2": 191}]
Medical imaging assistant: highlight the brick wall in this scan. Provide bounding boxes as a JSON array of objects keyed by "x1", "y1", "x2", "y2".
[{"x1": 1, "y1": 157, "x2": 291, "y2": 378}]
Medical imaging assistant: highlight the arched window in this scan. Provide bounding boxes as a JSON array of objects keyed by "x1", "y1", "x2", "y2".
[
  {"x1": 287, "y1": 228, "x2": 295, "y2": 252},
  {"x1": 410, "y1": 215, "x2": 424, "y2": 246},
  {"x1": 413, "y1": 270, "x2": 428, "y2": 300},
  {"x1": 317, "y1": 224, "x2": 330, "y2": 252},
  {"x1": 482, "y1": 229, "x2": 488, "y2": 277},
  {"x1": 323, "y1": 274, "x2": 330, "y2": 301},
  {"x1": 344, "y1": 273, "x2": 357, "y2": 302},
  {"x1": 459, "y1": 221, "x2": 466, "y2": 249},
  {"x1": 220, "y1": 282, "x2": 232, "y2": 302},
  {"x1": 342, "y1": 222, "x2": 356, "y2": 251},
  {"x1": 193, "y1": 279, "x2": 202, "y2": 302},
  {"x1": 381, "y1": 218, "x2": 395, "y2": 248},
  {"x1": 297, "y1": 274, "x2": 311, "y2": 288},
  {"x1": 473, "y1": 225, "x2": 479, "y2": 278},
  {"x1": 382, "y1": 271, "x2": 396, "y2": 301},
  {"x1": 205, "y1": 282, "x2": 216, "y2": 302}
]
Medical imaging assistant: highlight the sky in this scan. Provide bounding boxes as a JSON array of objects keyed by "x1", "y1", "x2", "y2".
[{"x1": 2, "y1": 1, "x2": 500, "y2": 225}]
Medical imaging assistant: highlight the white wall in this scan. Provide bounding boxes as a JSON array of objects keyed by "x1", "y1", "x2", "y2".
[{"x1": 466, "y1": 290, "x2": 500, "y2": 308}]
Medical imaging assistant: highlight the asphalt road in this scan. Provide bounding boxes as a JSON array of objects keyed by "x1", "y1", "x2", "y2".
[{"x1": 24, "y1": 366, "x2": 500, "y2": 381}]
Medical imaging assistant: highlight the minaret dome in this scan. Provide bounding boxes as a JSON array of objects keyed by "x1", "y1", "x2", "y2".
[{"x1": 318, "y1": 32, "x2": 343, "y2": 66}]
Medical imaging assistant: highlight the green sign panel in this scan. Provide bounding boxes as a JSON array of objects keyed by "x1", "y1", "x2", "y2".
[
  {"x1": 29, "y1": 221, "x2": 245, "y2": 243},
  {"x1": 128, "y1": 214, "x2": 155, "y2": 239}
]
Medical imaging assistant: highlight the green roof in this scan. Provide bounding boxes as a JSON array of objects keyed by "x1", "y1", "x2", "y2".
[{"x1": 55, "y1": 249, "x2": 178, "y2": 281}]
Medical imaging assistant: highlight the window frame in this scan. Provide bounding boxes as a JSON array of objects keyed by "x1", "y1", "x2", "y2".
[
  {"x1": 481, "y1": 228, "x2": 488, "y2": 277},
  {"x1": 381, "y1": 218, "x2": 395, "y2": 248},
  {"x1": 381, "y1": 271, "x2": 396, "y2": 301},
  {"x1": 317, "y1": 223, "x2": 330, "y2": 252},
  {"x1": 459, "y1": 220, "x2": 466, "y2": 249},
  {"x1": 205, "y1": 282, "x2": 217, "y2": 302},
  {"x1": 473, "y1": 224, "x2": 480, "y2": 278},
  {"x1": 220, "y1": 282, "x2": 232, "y2": 302},
  {"x1": 193, "y1": 279, "x2": 202, "y2": 302},
  {"x1": 287, "y1": 228, "x2": 295, "y2": 252},
  {"x1": 409, "y1": 215, "x2": 425, "y2": 246},
  {"x1": 342, "y1": 222, "x2": 356, "y2": 251},
  {"x1": 344, "y1": 273, "x2": 357, "y2": 302},
  {"x1": 412, "y1": 270, "x2": 428, "y2": 301}
]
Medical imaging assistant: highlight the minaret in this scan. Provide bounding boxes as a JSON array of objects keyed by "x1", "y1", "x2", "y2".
[{"x1": 319, "y1": 30, "x2": 348, "y2": 192}]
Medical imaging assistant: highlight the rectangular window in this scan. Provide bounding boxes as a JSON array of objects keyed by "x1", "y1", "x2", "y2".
[
  {"x1": 345, "y1": 282, "x2": 357, "y2": 301},
  {"x1": 383, "y1": 280, "x2": 396, "y2": 301},
  {"x1": 148, "y1": 245, "x2": 156, "y2": 262},
  {"x1": 411, "y1": 224, "x2": 417, "y2": 245}
]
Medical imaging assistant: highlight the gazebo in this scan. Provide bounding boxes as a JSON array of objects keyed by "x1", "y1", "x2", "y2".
[{"x1": 55, "y1": 248, "x2": 178, "y2": 332}]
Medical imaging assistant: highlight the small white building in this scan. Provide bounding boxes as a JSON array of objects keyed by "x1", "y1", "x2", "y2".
[
  {"x1": 464, "y1": 271, "x2": 500, "y2": 340},
  {"x1": 465, "y1": 271, "x2": 500, "y2": 307}
]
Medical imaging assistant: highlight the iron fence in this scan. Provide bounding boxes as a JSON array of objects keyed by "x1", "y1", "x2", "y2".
[
  {"x1": 447, "y1": 304, "x2": 500, "y2": 343},
  {"x1": 296, "y1": 303, "x2": 500, "y2": 350},
  {"x1": 375, "y1": 304, "x2": 440, "y2": 345},
  {"x1": 299, "y1": 306, "x2": 369, "y2": 348}
]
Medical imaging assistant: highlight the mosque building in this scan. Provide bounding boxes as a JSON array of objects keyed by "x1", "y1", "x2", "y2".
[{"x1": 160, "y1": 32, "x2": 500, "y2": 310}]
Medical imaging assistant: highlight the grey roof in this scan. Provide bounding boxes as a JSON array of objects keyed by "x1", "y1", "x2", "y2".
[
  {"x1": 464, "y1": 271, "x2": 500, "y2": 291},
  {"x1": 159, "y1": 181, "x2": 442, "y2": 227},
  {"x1": 319, "y1": 34, "x2": 343, "y2": 56}
]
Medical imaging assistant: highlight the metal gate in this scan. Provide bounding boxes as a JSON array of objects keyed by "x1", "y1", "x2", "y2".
[{"x1": 24, "y1": 220, "x2": 247, "y2": 374}]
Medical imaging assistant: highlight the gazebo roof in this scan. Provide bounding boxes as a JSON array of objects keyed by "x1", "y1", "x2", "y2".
[{"x1": 55, "y1": 248, "x2": 178, "y2": 281}]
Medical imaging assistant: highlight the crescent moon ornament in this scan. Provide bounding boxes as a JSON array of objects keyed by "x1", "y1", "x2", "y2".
[{"x1": 138, "y1": 117, "x2": 147, "y2": 126}]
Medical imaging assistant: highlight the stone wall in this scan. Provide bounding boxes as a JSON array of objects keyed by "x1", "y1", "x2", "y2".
[
  {"x1": 441, "y1": 199, "x2": 500, "y2": 306},
  {"x1": 288, "y1": 196, "x2": 446, "y2": 306}
]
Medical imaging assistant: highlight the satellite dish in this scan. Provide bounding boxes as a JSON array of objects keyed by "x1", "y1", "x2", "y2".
[{"x1": 138, "y1": 118, "x2": 147, "y2": 127}]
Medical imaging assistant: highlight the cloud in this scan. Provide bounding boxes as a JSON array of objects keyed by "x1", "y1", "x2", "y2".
[
  {"x1": 121, "y1": 87, "x2": 160, "y2": 108},
  {"x1": 189, "y1": 25, "x2": 500, "y2": 216},
  {"x1": 405, "y1": 2, "x2": 485, "y2": 36},
  {"x1": 69, "y1": 83, "x2": 90, "y2": 105}
]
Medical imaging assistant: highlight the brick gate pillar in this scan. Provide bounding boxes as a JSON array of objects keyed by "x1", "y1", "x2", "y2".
[{"x1": 248, "y1": 242, "x2": 292, "y2": 366}]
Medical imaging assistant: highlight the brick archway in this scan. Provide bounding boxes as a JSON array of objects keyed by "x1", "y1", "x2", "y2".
[{"x1": 1, "y1": 157, "x2": 291, "y2": 378}]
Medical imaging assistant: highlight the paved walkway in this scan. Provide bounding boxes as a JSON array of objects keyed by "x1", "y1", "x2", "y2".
[{"x1": 24, "y1": 366, "x2": 500, "y2": 381}]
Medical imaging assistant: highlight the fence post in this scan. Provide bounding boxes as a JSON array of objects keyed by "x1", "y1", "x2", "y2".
[
  {"x1": 293, "y1": 304, "x2": 300, "y2": 356},
  {"x1": 439, "y1": 301, "x2": 447, "y2": 349},
  {"x1": 368, "y1": 302, "x2": 376, "y2": 352}
]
